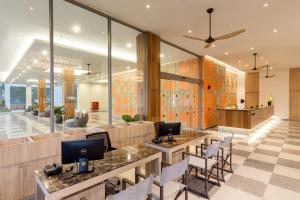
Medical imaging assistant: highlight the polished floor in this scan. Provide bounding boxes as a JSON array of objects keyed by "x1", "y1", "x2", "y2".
[{"x1": 120, "y1": 119, "x2": 300, "y2": 200}]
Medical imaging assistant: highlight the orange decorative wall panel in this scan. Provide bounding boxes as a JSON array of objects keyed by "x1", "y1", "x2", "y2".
[{"x1": 201, "y1": 57, "x2": 237, "y2": 129}]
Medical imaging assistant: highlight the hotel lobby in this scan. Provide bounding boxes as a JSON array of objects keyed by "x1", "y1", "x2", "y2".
[{"x1": 0, "y1": 0, "x2": 300, "y2": 200}]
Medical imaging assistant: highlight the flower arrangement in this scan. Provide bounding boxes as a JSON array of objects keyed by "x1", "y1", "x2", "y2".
[{"x1": 266, "y1": 95, "x2": 273, "y2": 106}]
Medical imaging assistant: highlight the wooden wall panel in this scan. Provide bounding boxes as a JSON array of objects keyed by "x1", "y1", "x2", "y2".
[
  {"x1": 290, "y1": 68, "x2": 300, "y2": 121},
  {"x1": 38, "y1": 80, "x2": 45, "y2": 112},
  {"x1": 63, "y1": 68, "x2": 75, "y2": 119},
  {"x1": 144, "y1": 32, "x2": 161, "y2": 122},
  {"x1": 245, "y1": 72, "x2": 259, "y2": 108}
]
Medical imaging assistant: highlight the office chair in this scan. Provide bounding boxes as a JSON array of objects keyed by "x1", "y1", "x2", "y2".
[{"x1": 86, "y1": 132, "x2": 119, "y2": 195}]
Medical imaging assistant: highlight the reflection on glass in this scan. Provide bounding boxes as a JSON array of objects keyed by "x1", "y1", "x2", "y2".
[
  {"x1": 111, "y1": 22, "x2": 144, "y2": 123},
  {"x1": 53, "y1": 0, "x2": 108, "y2": 129}
]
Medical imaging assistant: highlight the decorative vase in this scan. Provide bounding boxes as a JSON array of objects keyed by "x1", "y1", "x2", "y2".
[
  {"x1": 268, "y1": 101, "x2": 272, "y2": 106},
  {"x1": 55, "y1": 116, "x2": 63, "y2": 124}
]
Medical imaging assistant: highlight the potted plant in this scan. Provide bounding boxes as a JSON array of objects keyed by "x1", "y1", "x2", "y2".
[
  {"x1": 121, "y1": 114, "x2": 142, "y2": 124},
  {"x1": 266, "y1": 95, "x2": 273, "y2": 106},
  {"x1": 54, "y1": 106, "x2": 64, "y2": 124},
  {"x1": 31, "y1": 104, "x2": 38, "y2": 116}
]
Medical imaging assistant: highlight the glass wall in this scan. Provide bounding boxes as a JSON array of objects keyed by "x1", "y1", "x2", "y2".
[
  {"x1": 0, "y1": 0, "x2": 50, "y2": 138},
  {"x1": 53, "y1": 0, "x2": 109, "y2": 128},
  {"x1": 160, "y1": 42, "x2": 200, "y2": 129},
  {"x1": 111, "y1": 22, "x2": 144, "y2": 123}
]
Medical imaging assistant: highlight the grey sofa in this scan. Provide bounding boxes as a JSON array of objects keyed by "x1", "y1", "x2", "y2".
[{"x1": 64, "y1": 112, "x2": 89, "y2": 128}]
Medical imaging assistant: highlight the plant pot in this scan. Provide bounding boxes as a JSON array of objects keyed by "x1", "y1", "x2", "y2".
[
  {"x1": 268, "y1": 101, "x2": 272, "y2": 106},
  {"x1": 55, "y1": 115, "x2": 63, "y2": 124},
  {"x1": 32, "y1": 110, "x2": 38, "y2": 116}
]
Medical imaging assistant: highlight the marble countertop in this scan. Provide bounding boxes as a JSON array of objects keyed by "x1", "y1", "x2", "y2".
[
  {"x1": 217, "y1": 106, "x2": 273, "y2": 111},
  {"x1": 147, "y1": 131, "x2": 207, "y2": 148},
  {"x1": 35, "y1": 145, "x2": 160, "y2": 194}
]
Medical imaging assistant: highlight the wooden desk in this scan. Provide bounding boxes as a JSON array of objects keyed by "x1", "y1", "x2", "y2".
[
  {"x1": 145, "y1": 131, "x2": 207, "y2": 164},
  {"x1": 218, "y1": 106, "x2": 274, "y2": 129},
  {"x1": 35, "y1": 145, "x2": 161, "y2": 200}
]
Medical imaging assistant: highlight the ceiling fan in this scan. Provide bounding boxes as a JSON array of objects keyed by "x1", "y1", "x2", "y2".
[
  {"x1": 262, "y1": 65, "x2": 276, "y2": 78},
  {"x1": 244, "y1": 53, "x2": 267, "y2": 72},
  {"x1": 183, "y1": 8, "x2": 246, "y2": 48}
]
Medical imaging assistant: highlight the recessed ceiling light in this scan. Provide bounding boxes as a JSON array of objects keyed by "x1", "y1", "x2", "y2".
[
  {"x1": 42, "y1": 50, "x2": 48, "y2": 56},
  {"x1": 29, "y1": 7, "x2": 34, "y2": 10},
  {"x1": 102, "y1": 31, "x2": 105, "y2": 34},
  {"x1": 238, "y1": 60, "x2": 242, "y2": 63},
  {"x1": 18, "y1": 73, "x2": 22, "y2": 76},
  {"x1": 212, "y1": 44, "x2": 216, "y2": 48},
  {"x1": 270, "y1": 67, "x2": 273, "y2": 70},
  {"x1": 33, "y1": 59, "x2": 38, "y2": 63},
  {"x1": 27, "y1": 66, "x2": 31, "y2": 69},
  {"x1": 126, "y1": 43, "x2": 132, "y2": 48},
  {"x1": 225, "y1": 52, "x2": 229, "y2": 55},
  {"x1": 250, "y1": 47, "x2": 254, "y2": 50},
  {"x1": 160, "y1": 54, "x2": 165, "y2": 58},
  {"x1": 263, "y1": 3, "x2": 269, "y2": 7},
  {"x1": 72, "y1": 25, "x2": 81, "y2": 33},
  {"x1": 22, "y1": 70, "x2": 26, "y2": 73},
  {"x1": 245, "y1": 64, "x2": 249, "y2": 67},
  {"x1": 273, "y1": 29, "x2": 278, "y2": 33},
  {"x1": 265, "y1": 61, "x2": 269, "y2": 64},
  {"x1": 146, "y1": 4, "x2": 151, "y2": 9},
  {"x1": 126, "y1": 66, "x2": 131, "y2": 69},
  {"x1": 78, "y1": 66, "x2": 82, "y2": 69},
  {"x1": 188, "y1": 30, "x2": 192, "y2": 34},
  {"x1": 260, "y1": 56, "x2": 264, "y2": 60}
]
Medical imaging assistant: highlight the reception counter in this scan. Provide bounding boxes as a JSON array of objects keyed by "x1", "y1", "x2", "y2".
[{"x1": 217, "y1": 106, "x2": 274, "y2": 129}]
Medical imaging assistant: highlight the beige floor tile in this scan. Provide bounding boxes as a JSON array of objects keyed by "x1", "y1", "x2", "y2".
[
  {"x1": 232, "y1": 154, "x2": 247, "y2": 165},
  {"x1": 283, "y1": 143, "x2": 300, "y2": 151},
  {"x1": 248, "y1": 153, "x2": 278, "y2": 164},
  {"x1": 234, "y1": 165, "x2": 272, "y2": 184},
  {"x1": 264, "y1": 185, "x2": 300, "y2": 200},
  {"x1": 285, "y1": 137, "x2": 300, "y2": 143},
  {"x1": 263, "y1": 138, "x2": 285, "y2": 143},
  {"x1": 279, "y1": 152, "x2": 300, "y2": 162},
  {"x1": 211, "y1": 185, "x2": 261, "y2": 200},
  {"x1": 256, "y1": 144, "x2": 281, "y2": 152},
  {"x1": 233, "y1": 144, "x2": 255, "y2": 152},
  {"x1": 274, "y1": 165, "x2": 300, "y2": 180}
]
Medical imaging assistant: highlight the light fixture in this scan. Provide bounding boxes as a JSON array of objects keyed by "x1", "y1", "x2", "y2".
[
  {"x1": 22, "y1": 70, "x2": 26, "y2": 73},
  {"x1": 260, "y1": 56, "x2": 264, "y2": 60},
  {"x1": 29, "y1": 7, "x2": 34, "y2": 10},
  {"x1": 263, "y1": 3, "x2": 269, "y2": 7},
  {"x1": 238, "y1": 60, "x2": 242, "y2": 64},
  {"x1": 42, "y1": 50, "x2": 48, "y2": 56},
  {"x1": 250, "y1": 47, "x2": 254, "y2": 50},
  {"x1": 265, "y1": 61, "x2": 269, "y2": 64},
  {"x1": 77, "y1": 66, "x2": 82, "y2": 69},
  {"x1": 270, "y1": 67, "x2": 273, "y2": 70},
  {"x1": 160, "y1": 53, "x2": 165, "y2": 58},
  {"x1": 212, "y1": 44, "x2": 216, "y2": 48},
  {"x1": 27, "y1": 66, "x2": 31, "y2": 69},
  {"x1": 72, "y1": 25, "x2": 81, "y2": 33},
  {"x1": 225, "y1": 52, "x2": 229, "y2": 55},
  {"x1": 126, "y1": 43, "x2": 132, "y2": 48},
  {"x1": 45, "y1": 67, "x2": 88, "y2": 76},
  {"x1": 146, "y1": 4, "x2": 151, "y2": 9},
  {"x1": 273, "y1": 29, "x2": 278, "y2": 33},
  {"x1": 18, "y1": 73, "x2": 22, "y2": 76},
  {"x1": 126, "y1": 66, "x2": 131, "y2": 69},
  {"x1": 188, "y1": 30, "x2": 192, "y2": 34},
  {"x1": 102, "y1": 31, "x2": 105, "y2": 34},
  {"x1": 33, "y1": 59, "x2": 38, "y2": 63}
]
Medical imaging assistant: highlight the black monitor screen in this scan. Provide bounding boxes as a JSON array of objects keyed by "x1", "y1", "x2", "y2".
[
  {"x1": 61, "y1": 139, "x2": 104, "y2": 164},
  {"x1": 158, "y1": 122, "x2": 181, "y2": 137}
]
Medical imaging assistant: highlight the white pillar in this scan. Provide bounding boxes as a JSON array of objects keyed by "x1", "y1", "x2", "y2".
[
  {"x1": 26, "y1": 85, "x2": 32, "y2": 109},
  {"x1": 4, "y1": 84, "x2": 10, "y2": 109}
]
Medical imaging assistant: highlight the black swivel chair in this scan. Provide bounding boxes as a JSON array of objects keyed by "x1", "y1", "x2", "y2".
[{"x1": 86, "y1": 132, "x2": 119, "y2": 196}]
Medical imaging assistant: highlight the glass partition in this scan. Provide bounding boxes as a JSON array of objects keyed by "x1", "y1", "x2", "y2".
[
  {"x1": 160, "y1": 42, "x2": 200, "y2": 129},
  {"x1": 53, "y1": 0, "x2": 109, "y2": 129}
]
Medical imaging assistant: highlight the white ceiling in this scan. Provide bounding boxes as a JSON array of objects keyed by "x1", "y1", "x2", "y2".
[{"x1": 79, "y1": 0, "x2": 300, "y2": 70}]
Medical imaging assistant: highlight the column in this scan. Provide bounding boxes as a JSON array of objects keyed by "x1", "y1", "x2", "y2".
[
  {"x1": 4, "y1": 84, "x2": 10, "y2": 109},
  {"x1": 38, "y1": 80, "x2": 45, "y2": 112},
  {"x1": 26, "y1": 85, "x2": 32, "y2": 109},
  {"x1": 63, "y1": 68, "x2": 75, "y2": 119}
]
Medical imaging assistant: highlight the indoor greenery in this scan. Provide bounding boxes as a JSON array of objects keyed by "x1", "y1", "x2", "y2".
[
  {"x1": 54, "y1": 106, "x2": 64, "y2": 124},
  {"x1": 121, "y1": 114, "x2": 141, "y2": 123}
]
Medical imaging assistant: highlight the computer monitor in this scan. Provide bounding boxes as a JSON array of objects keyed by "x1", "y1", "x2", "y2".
[
  {"x1": 61, "y1": 139, "x2": 105, "y2": 165},
  {"x1": 158, "y1": 122, "x2": 181, "y2": 137}
]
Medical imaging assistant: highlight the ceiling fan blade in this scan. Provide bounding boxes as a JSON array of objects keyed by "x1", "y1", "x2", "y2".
[
  {"x1": 183, "y1": 35, "x2": 206, "y2": 41},
  {"x1": 214, "y1": 29, "x2": 246, "y2": 40},
  {"x1": 257, "y1": 65, "x2": 268, "y2": 69},
  {"x1": 204, "y1": 43, "x2": 211, "y2": 48},
  {"x1": 268, "y1": 74, "x2": 276, "y2": 78}
]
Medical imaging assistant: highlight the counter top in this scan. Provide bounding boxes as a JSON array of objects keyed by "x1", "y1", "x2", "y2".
[
  {"x1": 217, "y1": 106, "x2": 273, "y2": 111},
  {"x1": 147, "y1": 131, "x2": 207, "y2": 149},
  {"x1": 35, "y1": 145, "x2": 160, "y2": 194}
]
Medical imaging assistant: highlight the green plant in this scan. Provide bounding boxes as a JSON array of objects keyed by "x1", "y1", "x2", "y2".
[
  {"x1": 54, "y1": 106, "x2": 64, "y2": 118},
  {"x1": 122, "y1": 114, "x2": 133, "y2": 123},
  {"x1": 122, "y1": 114, "x2": 142, "y2": 123},
  {"x1": 266, "y1": 95, "x2": 273, "y2": 102},
  {"x1": 0, "y1": 107, "x2": 10, "y2": 112},
  {"x1": 32, "y1": 103, "x2": 38, "y2": 111}
]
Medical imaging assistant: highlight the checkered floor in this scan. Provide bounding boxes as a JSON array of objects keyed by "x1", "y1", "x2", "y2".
[{"x1": 183, "y1": 120, "x2": 300, "y2": 200}]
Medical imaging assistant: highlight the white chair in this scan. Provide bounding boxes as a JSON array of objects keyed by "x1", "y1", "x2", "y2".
[
  {"x1": 106, "y1": 175, "x2": 154, "y2": 200},
  {"x1": 136, "y1": 157, "x2": 190, "y2": 200},
  {"x1": 184, "y1": 141, "x2": 221, "y2": 199}
]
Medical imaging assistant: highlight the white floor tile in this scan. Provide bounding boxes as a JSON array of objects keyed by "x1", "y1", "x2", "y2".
[
  {"x1": 273, "y1": 165, "x2": 300, "y2": 180},
  {"x1": 264, "y1": 185, "x2": 300, "y2": 200},
  {"x1": 212, "y1": 185, "x2": 261, "y2": 200},
  {"x1": 235, "y1": 165, "x2": 272, "y2": 184},
  {"x1": 248, "y1": 153, "x2": 278, "y2": 164}
]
